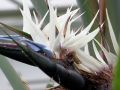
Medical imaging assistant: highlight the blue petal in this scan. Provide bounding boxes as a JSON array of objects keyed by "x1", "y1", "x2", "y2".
[{"x1": 22, "y1": 40, "x2": 53, "y2": 58}]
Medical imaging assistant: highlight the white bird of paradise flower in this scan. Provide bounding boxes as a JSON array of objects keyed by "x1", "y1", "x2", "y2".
[
  {"x1": 20, "y1": 0, "x2": 99, "y2": 57},
  {"x1": 20, "y1": 0, "x2": 119, "y2": 83}
]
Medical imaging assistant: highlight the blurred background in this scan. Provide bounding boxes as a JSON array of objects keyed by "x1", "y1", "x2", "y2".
[{"x1": 0, "y1": 0, "x2": 78, "y2": 90}]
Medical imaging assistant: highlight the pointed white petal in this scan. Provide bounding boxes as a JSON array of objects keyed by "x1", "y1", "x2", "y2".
[
  {"x1": 76, "y1": 50, "x2": 104, "y2": 68},
  {"x1": 22, "y1": 0, "x2": 32, "y2": 20},
  {"x1": 106, "y1": 10, "x2": 119, "y2": 55},
  {"x1": 92, "y1": 41, "x2": 107, "y2": 65},
  {"x1": 74, "y1": 63, "x2": 92, "y2": 73},
  {"x1": 43, "y1": 23, "x2": 50, "y2": 36},
  {"x1": 65, "y1": 12, "x2": 85, "y2": 38},
  {"x1": 64, "y1": 30, "x2": 76, "y2": 44},
  {"x1": 67, "y1": 5, "x2": 73, "y2": 12},
  {"x1": 20, "y1": 0, "x2": 32, "y2": 34},
  {"x1": 52, "y1": 34, "x2": 61, "y2": 53},
  {"x1": 70, "y1": 8, "x2": 80, "y2": 19},
  {"x1": 42, "y1": 9, "x2": 56, "y2": 36},
  {"x1": 76, "y1": 49, "x2": 104, "y2": 72},
  {"x1": 56, "y1": 8, "x2": 79, "y2": 32},
  {"x1": 33, "y1": 11, "x2": 39, "y2": 24},
  {"x1": 84, "y1": 44, "x2": 90, "y2": 55},
  {"x1": 56, "y1": 12, "x2": 71, "y2": 32},
  {"x1": 74, "y1": 26, "x2": 83, "y2": 35},
  {"x1": 63, "y1": 11, "x2": 99, "y2": 47},
  {"x1": 94, "y1": 39, "x2": 114, "y2": 65},
  {"x1": 21, "y1": 10, "x2": 48, "y2": 45},
  {"x1": 76, "y1": 10, "x2": 99, "y2": 37},
  {"x1": 48, "y1": 3, "x2": 56, "y2": 49},
  {"x1": 109, "y1": 52, "x2": 117, "y2": 66},
  {"x1": 20, "y1": 9, "x2": 30, "y2": 34},
  {"x1": 38, "y1": 10, "x2": 49, "y2": 28},
  {"x1": 65, "y1": 21, "x2": 71, "y2": 38},
  {"x1": 70, "y1": 12, "x2": 85, "y2": 23},
  {"x1": 66, "y1": 7, "x2": 72, "y2": 13},
  {"x1": 64, "y1": 27, "x2": 99, "y2": 50}
]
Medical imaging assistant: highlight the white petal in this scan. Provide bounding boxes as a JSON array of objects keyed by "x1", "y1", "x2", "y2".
[
  {"x1": 106, "y1": 9, "x2": 119, "y2": 55},
  {"x1": 66, "y1": 5, "x2": 73, "y2": 13},
  {"x1": 33, "y1": 11, "x2": 39, "y2": 24},
  {"x1": 52, "y1": 34, "x2": 61, "y2": 52},
  {"x1": 70, "y1": 8, "x2": 80, "y2": 19},
  {"x1": 63, "y1": 11, "x2": 99, "y2": 47},
  {"x1": 70, "y1": 12, "x2": 85, "y2": 23},
  {"x1": 74, "y1": 63, "x2": 92, "y2": 73},
  {"x1": 109, "y1": 52, "x2": 117, "y2": 67},
  {"x1": 43, "y1": 23, "x2": 50, "y2": 37},
  {"x1": 21, "y1": 10, "x2": 48, "y2": 45},
  {"x1": 65, "y1": 21, "x2": 71, "y2": 38},
  {"x1": 84, "y1": 44, "x2": 90, "y2": 55},
  {"x1": 56, "y1": 12, "x2": 71, "y2": 32},
  {"x1": 92, "y1": 41, "x2": 107, "y2": 65},
  {"x1": 76, "y1": 10, "x2": 99, "y2": 37},
  {"x1": 65, "y1": 12, "x2": 85, "y2": 38},
  {"x1": 76, "y1": 49, "x2": 104, "y2": 72},
  {"x1": 56, "y1": 8, "x2": 79, "y2": 32},
  {"x1": 22, "y1": 0, "x2": 32, "y2": 20},
  {"x1": 66, "y1": 6, "x2": 72, "y2": 13},
  {"x1": 74, "y1": 26, "x2": 83, "y2": 35},
  {"x1": 94, "y1": 39, "x2": 115, "y2": 65},
  {"x1": 64, "y1": 27, "x2": 99, "y2": 50},
  {"x1": 48, "y1": 3, "x2": 56, "y2": 49},
  {"x1": 20, "y1": 0, "x2": 32, "y2": 34},
  {"x1": 38, "y1": 10, "x2": 49, "y2": 28},
  {"x1": 64, "y1": 29, "x2": 76, "y2": 43}
]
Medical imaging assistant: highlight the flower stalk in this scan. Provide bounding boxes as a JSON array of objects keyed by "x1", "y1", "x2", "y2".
[
  {"x1": 99, "y1": 0, "x2": 107, "y2": 63},
  {"x1": 99, "y1": 0, "x2": 106, "y2": 44}
]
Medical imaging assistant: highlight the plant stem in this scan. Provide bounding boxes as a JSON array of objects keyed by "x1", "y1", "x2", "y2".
[
  {"x1": 99, "y1": 0, "x2": 107, "y2": 62},
  {"x1": 99, "y1": 0, "x2": 106, "y2": 46}
]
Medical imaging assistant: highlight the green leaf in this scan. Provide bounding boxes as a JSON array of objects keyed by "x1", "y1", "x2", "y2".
[
  {"x1": 113, "y1": 53, "x2": 120, "y2": 90},
  {"x1": 107, "y1": 0, "x2": 120, "y2": 38},
  {"x1": 0, "y1": 22, "x2": 32, "y2": 40},
  {"x1": 76, "y1": 0, "x2": 99, "y2": 28},
  {"x1": 31, "y1": 0, "x2": 49, "y2": 24},
  {"x1": 0, "y1": 55, "x2": 28, "y2": 90}
]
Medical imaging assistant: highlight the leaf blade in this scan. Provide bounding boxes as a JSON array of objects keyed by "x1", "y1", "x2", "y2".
[
  {"x1": 0, "y1": 22, "x2": 32, "y2": 40},
  {"x1": 0, "y1": 55, "x2": 28, "y2": 90}
]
